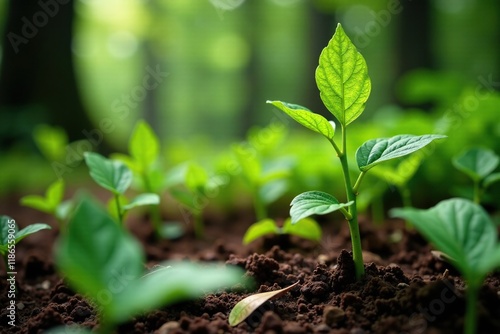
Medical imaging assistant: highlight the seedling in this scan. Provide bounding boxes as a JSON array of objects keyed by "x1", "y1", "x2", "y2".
[
  {"x1": 54, "y1": 196, "x2": 244, "y2": 334},
  {"x1": 391, "y1": 198, "x2": 500, "y2": 334},
  {"x1": 268, "y1": 23, "x2": 446, "y2": 279},
  {"x1": 452, "y1": 147, "x2": 500, "y2": 204},
  {"x1": 1, "y1": 215, "x2": 51, "y2": 272},
  {"x1": 243, "y1": 217, "x2": 321, "y2": 245},
  {"x1": 83, "y1": 152, "x2": 159, "y2": 225},
  {"x1": 111, "y1": 120, "x2": 184, "y2": 238},
  {"x1": 20, "y1": 179, "x2": 73, "y2": 228}
]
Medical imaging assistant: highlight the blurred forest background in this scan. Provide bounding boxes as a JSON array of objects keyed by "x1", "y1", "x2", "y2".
[{"x1": 0, "y1": 0, "x2": 499, "y2": 208}]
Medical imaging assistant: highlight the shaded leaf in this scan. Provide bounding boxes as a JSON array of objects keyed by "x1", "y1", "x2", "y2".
[
  {"x1": 484, "y1": 173, "x2": 500, "y2": 188},
  {"x1": 356, "y1": 134, "x2": 446, "y2": 172},
  {"x1": 20, "y1": 179, "x2": 64, "y2": 214},
  {"x1": 282, "y1": 218, "x2": 322, "y2": 242},
  {"x1": 84, "y1": 152, "x2": 132, "y2": 194},
  {"x1": 243, "y1": 219, "x2": 279, "y2": 244},
  {"x1": 129, "y1": 120, "x2": 160, "y2": 172},
  {"x1": 16, "y1": 223, "x2": 52, "y2": 244},
  {"x1": 266, "y1": 101, "x2": 334, "y2": 140},
  {"x1": 315, "y1": 23, "x2": 371, "y2": 126},
  {"x1": 123, "y1": 193, "x2": 160, "y2": 211},
  {"x1": 453, "y1": 147, "x2": 499, "y2": 181},
  {"x1": 290, "y1": 191, "x2": 353, "y2": 223},
  {"x1": 229, "y1": 281, "x2": 299, "y2": 326}
]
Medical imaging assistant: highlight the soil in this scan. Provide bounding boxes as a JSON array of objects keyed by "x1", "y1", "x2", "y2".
[{"x1": 1, "y1": 194, "x2": 500, "y2": 334}]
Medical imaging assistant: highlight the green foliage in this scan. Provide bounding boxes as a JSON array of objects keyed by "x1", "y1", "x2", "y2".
[
  {"x1": 1, "y1": 215, "x2": 51, "y2": 270},
  {"x1": 32, "y1": 124, "x2": 68, "y2": 162},
  {"x1": 391, "y1": 198, "x2": 500, "y2": 334},
  {"x1": 268, "y1": 23, "x2": 445, "y2": 279},
  {"x1": 56, "y1": 196, "x2": 244, "y2": 333},
  {"x1": 243, "y1": 217, "x2": 322, "y2": 244},
  {"x1": 84, "y1": 152, "x2": 159, "y2": 225},
  {"x1": 453, "y1": 147, "x2": 500, "y2": 204},
  {"x1": 20, "y1": 179, "x2": 70, "y2": 224}
]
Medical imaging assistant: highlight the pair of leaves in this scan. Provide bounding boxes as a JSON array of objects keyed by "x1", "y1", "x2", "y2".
[
  {"x1": 56, "y1": 197, "x2": 244, "y2": 326},
  {"x1": 20, "y1": 179, "x2": 65, "y2": 217},
  {"x1": 391, "y1": 198, "x2": 500, "y2": 287},
  {"x1": 453, "y1": 147, "x2": 500, "y2": 187},
  {"x1": 243, "y1": 217, "x2": 322, "y2": 244},
  {"x1": 0, "y1": 216, "x2": 51, "y2": 255}
]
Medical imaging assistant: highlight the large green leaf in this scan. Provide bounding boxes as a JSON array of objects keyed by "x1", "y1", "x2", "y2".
[
  {"x1": 290, "y1": 191, "x2": 353, "y2": 223},
  {"x1": 356, "y1": 134, "x2": 446, "y2": 172},
  {"x1": 55, "y1": 196, "x2": 144, "y2": 319},
  {"x1": 266, "y1": 101, "x2": 334, "y2": 140},
  {"x1": 84, "y1": 152, "x2": 132, "y2": 194},
  {"x1": 129, "y1": 120, "x2": 160, "y2": 172},
  {"x1": 243, "y1": 219, "x2": 278, "y2": 244},
  {"x1": 391, "y1": 198, "x2": 500, "y2": 285},
  {"x1": 453, "y1": 147, "x2": 499, "y2": 181},
  {"x1": 315, "y1": 23, "x2": 371, "y2": 127},
  {"x1": 282, "y1": 217, "x2": 322, "y2": 242}
]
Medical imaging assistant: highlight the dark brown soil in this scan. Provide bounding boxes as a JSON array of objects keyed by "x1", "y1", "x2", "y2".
[{"x1": 1, "y1": 194, "x2": 500, "y2": 334}]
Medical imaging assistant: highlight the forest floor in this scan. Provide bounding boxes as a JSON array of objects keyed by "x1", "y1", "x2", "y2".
[{"x1": 1, "y1": 194, "x2": 500, "y2": 334}]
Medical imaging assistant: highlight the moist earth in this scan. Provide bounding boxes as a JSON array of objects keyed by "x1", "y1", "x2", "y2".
[{"x1": 1, "y1": 196, "x2": 500, "y2": 334}]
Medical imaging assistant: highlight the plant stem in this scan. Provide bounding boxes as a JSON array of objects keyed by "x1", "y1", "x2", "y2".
[
  {"x1": 114, "y1": 194, "x2": 124, "y2": 225},
  {"x1": 464, "y1": 284, "x2": 479, "y2": 334},
  {"x1": 473, "y1": 180, "x2": 481, "y2": 204},
  {"x1": 253, "y1": 189, "x2": 267, "y2": 221},
  {"x1": 193, "y1": 211, "x2": 204, "y2": 239},
  {"x1": 337, "y1": 125, "x2": 365, "y2": 279}
]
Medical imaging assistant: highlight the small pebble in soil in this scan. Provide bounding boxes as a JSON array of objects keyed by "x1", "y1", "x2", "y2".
[
  {"x1": 322, "y1": 305, "x2": 345, "y2": 327},
  {"x1": 156, "y1": 321, "x2": 180, "y2": 334}
]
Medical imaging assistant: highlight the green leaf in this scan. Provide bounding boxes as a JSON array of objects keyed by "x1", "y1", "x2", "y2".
[
  {"x1": 356, "y1": 134, "x2": 446, "y2": 172},
  {"x1": 20, "y1": 179, "x2": 65, "y2": 214},
  {"x1": 112, "y1": 262, "x2": 245, "y2": 324},
  {"x1": 243, "y1": 219, "x2": 279, "y2": 244},
  {"x1": 1, "y1": 216, "x2": 51, "y2": 254},
  {"x1": 315, "y1": 23, "x2": 371, "y2": 127},
  {"x1": 232, "y1": 144, "x2": 261, "y2": 184},
  {"x1": 16, "y1": 223, "x2": 52, "y2": 243},
  {"x1": 55, "y1": 196, "x2": 144, "y2": 320},
  {"x1": 453, "y1": 147, "x2": 499, "y2": 181},
  {"x1": 33, "y1": 124, "x2": 68, "y2": 161},
  {"x1": 123, "y1": 193, "x2": 160, "y2": 211},
  {"x1": 259, "y1": 180, "x2": 288, "y2": 204},
  {"x1": 290, "y1": 191, "x2": 353, "y2": 223},
  {"x1": 266, "y1": 101, "x2": 335, "y2": 140},
  {"x1": 84, "y1": 152, "x2": 132, "y2": 194},
  {"x1": 185, "y1": 163, "x2": 209, "y2": 195},
  {"x1": 229, "y1": 281, "x2": 299, "y2": 326},
  {"x1": 107, "y1": 194, "x2": 128, "y2": 221},
  {"x1": 282, "y1": 218, "x2": 322, "y2": 242},
  {"x1": 484, "y1": 173, "x2": 500, "y2": 188},
  {"x1": 390, "y1": 198, "x2": 500, "y2": 284},
  {"x1": 129, "y1": 120, "x2": 160, "y2": 172}
]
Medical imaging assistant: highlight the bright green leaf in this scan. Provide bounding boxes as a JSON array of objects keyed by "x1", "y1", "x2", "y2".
[
  {"x1": 33, "y1": 124, "x2": 68, "y2": 161},
  {"x1": 484, "y1": 173, "x2": 500, "y2": 188},
  {"x1": 390, "y1": 198, "x2": 500, "y2": 284},
  {"x1": 123, "y1": 193, "x2": 160, "y2": 211},
  {"x1": 1, "y1": 216, "x2": 51, "y2": 254},
  {"x1": 315, "y1": 23, "x2": 371, "y2": 127},
  {"x1": 84, "y1": 152, "x2": 132, "y2": 194},
  {"x1": 453, "y1": 147, "x2": 499, "y2": 181},
  {"x1": 290, "y1": 191, "x2": 353, "y2": 223},
  {"x1": 16, "y1": 223, "x2": 52, "y2": 243},
  {"x1": 259, "y1": 180, "x2": 288, "y2": 204},
  {"x1": 229, "y1": 281, "x2": 299, "y2": 326},
  {"x1": 356, "y1": 134, "x2": 446, "y2": 172},
  {"x1": 20, "y1": 179, "x2": 65, "y2": 214},
  {"x1": 243, "y1": 219, "x2": 279, "y2": 244},
  {"x1": 20, "y1": 195, "x2": 52, "y2": 214},
  {"x1": 186, "y1": 163, "x2": 209, "y2": 195},
  {"x1": 56, "y1": 196, "x2": 144, "y2": 319},
  {"x1": 232, "y1": 144, "x2": 261, "y2": 184},
  {"x1": 129, "y1": 120, "x2": 160, "y2": 172},
  {"x1": 282, "y1": 218, "x2": 322, "y2": 242},
  {"x1": 266, "y1": 101, "x2": 335, "y2": 140}
]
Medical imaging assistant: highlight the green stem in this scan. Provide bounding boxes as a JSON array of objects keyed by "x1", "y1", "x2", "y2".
[
  {"x1": 253, "y1": 189, "x2": 267, "y2": 221},
  {"x1": 473, "y1": 180, "x2": 481, "y2": 204},
  {"x1": 352, "y1": 171, "x2": 367, "y2": 194},
  {"x1": 338, "y1": 125, "x2": 364, "y2": 279},
  {"x1": 114, "y1": 194, "x2": 124, "y2": 225},
  {"x1": 464, "y1": 284, "x2": 479, "y2": 334},
  {"x1": 193, "y1": 211, "x2": 204, "y2": 239},
  {"x1": 399, "y1": 185, "x2": 412, "y2": 208},
  {"x1": 142, "y1": 171, "x2": 162, "y2": 238}
]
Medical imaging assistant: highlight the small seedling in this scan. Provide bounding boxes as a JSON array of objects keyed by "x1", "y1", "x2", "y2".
[
  {"x1": 111, "y1": 120, "x2": 184, "y2": 238},
  {"x1": 1, "y1": 215, "x2": 51, "y2": 272},
  {"x1": 20, "y1": 179, "x2": 72, "y2": 228},
  {"x1": 54, "y1": 196, "x2": 245, "y2": 334},
  {"x1": 243, "y1": 217, "x2": 321, "y2": 244},
  {"x1": 83, "y1": 152, "x2": 159, "y2": 225},
  {"x1": 391, "y1": 198, "x2": 500, "y2": 334},
  {"x1": 268, "y1": 23, "x2": 446, "y2": 279},
  {"x1": 452, "y1": 147, "x2": 500, "y2": 204}
]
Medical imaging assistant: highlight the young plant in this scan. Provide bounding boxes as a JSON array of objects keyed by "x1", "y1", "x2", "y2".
[
  {"x1": 242, "y1": 217, "x2": 321, "y2": 245},
  {"x1": 1, "y1": 215, "x2": 51, "y2": 271},
  {"x1": 391, "y1": 198, "x2": 500, "y2": 334},
  {"x1": 111, "y1": 120, "x2": 184, "y2": 238},
  {"x1": 54, "y1": 196, "x2": 244, "y2": 334},
  {"x1": 20, "y1": 179, "x2": 73, "y2": 228},
  {"x1": 83, "y1": 152, "x2": 159, "y2": 225},
  {"x1": 268, "y1": 23, "x2": 446, "y2": 279},
  {"x1": 452, "y1": 147, "x2": 500, "y2": 204}
]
